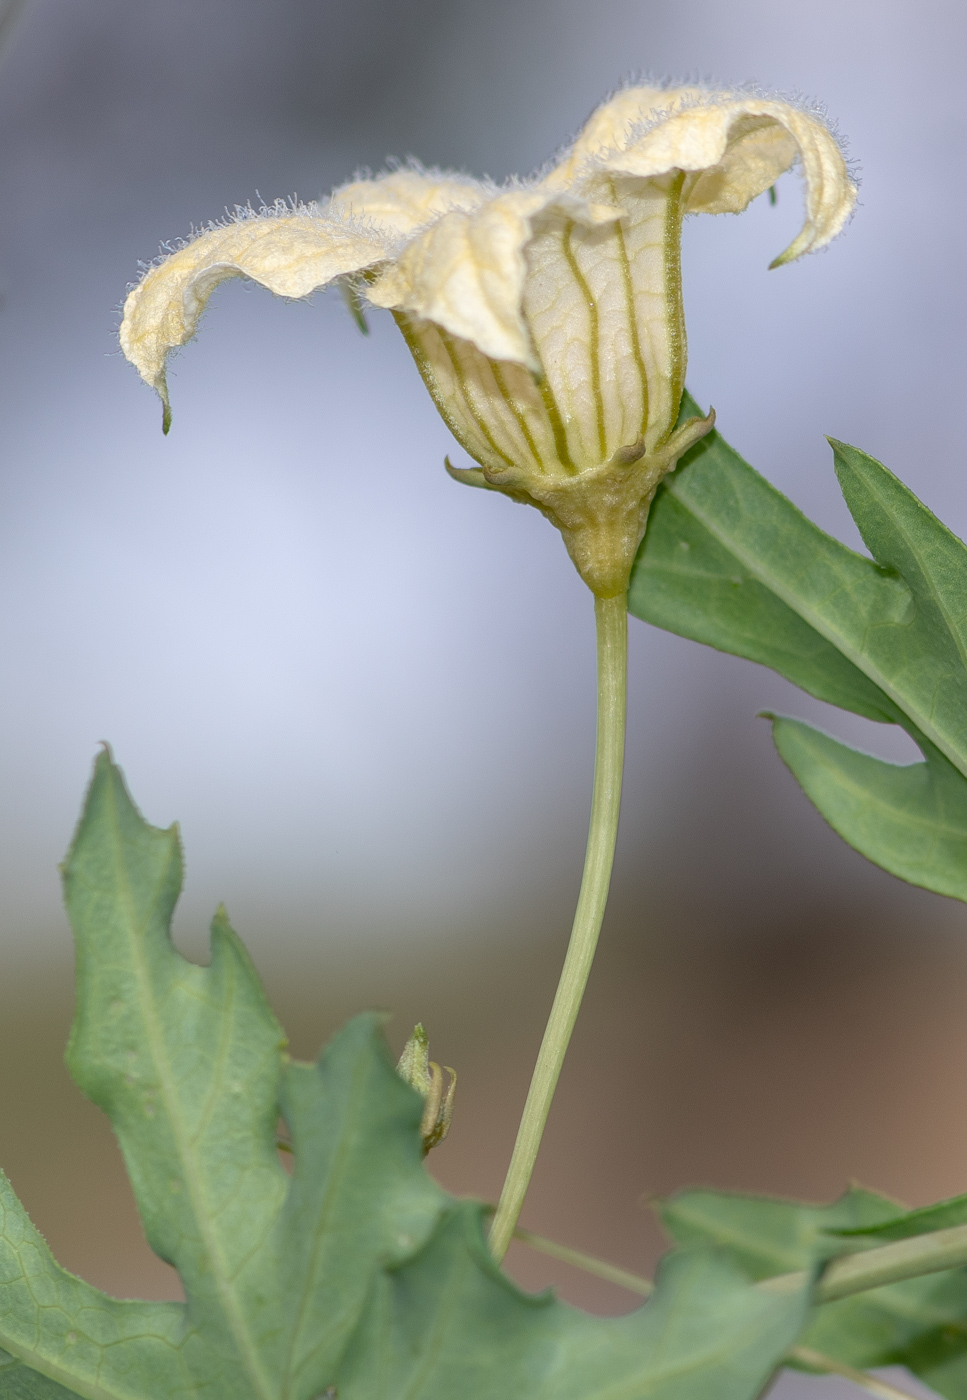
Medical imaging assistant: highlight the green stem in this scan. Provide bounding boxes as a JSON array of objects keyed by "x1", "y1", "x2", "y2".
[
  {"x1": 791, "y1": 1348, "x2": 919, "y2": 1400},
  {"x1": 763, "y1": 1220, "x2": 967, "y2": 1303},
  {"x1": 518, "y1": 1213, "x2": 967, "y2": 1315},
  {"x1": 512, "y1": 1225, "x2": 653, "y2": 1296},
  {"x1": 489, "y1": 592, "x2": 628, "y2": 1263}
]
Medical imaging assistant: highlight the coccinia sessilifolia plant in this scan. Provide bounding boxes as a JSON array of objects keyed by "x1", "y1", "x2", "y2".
[{"x1": 6, "y1": 83, "x2": 967, "y2": 1400}]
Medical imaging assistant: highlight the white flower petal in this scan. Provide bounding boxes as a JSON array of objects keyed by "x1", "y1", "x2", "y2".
[
  {"x1": 329, "y1": 168, "x2": 490, "y2": 240},
  {"x1": 119, "y1": 207, "x2": 391, "y2": 415},
  {"x1": 367, "y1": 190, "x2": 619, "y2": 366},
  {"x1": 119, "y1": 78, "x2": 855, "y2": 478},
  {"x1": 395, "y1": 175, "x2": 686, "y2": 482},
  {"x1": 398, "y1": 314, "x2": 560, "y2": 478},
  {"x1": 544, "y1": 85, "x2": 704, "y2": 188},
  {"x1": 548, "y1": 85, "x2": 856, "y2": 265},
  {"x1": 521, "y1": 176, "x2": 686, "y2": 468}
]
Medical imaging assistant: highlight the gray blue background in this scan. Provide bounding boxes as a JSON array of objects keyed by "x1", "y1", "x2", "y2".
[{"x1": 0, "y1": 4, "x2": 963, "y2": 1395}]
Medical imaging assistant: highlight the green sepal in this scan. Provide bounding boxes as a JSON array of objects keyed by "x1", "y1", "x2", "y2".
[{"x1": 340, "y1": 279, "x2": 370, "y2": 335}]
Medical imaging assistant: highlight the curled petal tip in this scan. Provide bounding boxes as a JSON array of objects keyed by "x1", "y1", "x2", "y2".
[
  {"x1": 558, "y1": 86, "x2": 856, "y2": 274},
  {"x1": 770, "y1": 226, "x2": 833, "y2": 269},
  {"x1": 770, "y1": 207, "x2": 852, "y2": 265}
]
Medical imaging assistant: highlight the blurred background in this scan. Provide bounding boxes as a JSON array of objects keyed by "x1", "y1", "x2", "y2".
[{"x1": 0, "y1": 1, "x2": 965, "y2": 1394}]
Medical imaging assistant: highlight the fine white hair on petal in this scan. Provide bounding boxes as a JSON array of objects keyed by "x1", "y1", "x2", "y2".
[
  {"x1": 328, "y1": 164, "x2": 493, "y2": 245},
  {"x1": 367, "y1": 188, "x2": 620, "y2": 367},
  {"x1": 543, "y1": 83, "x2": 857, "y2": 265},
  {"x1": 119, "y1": 202, "x2": 395, "y2": 412},
  {"x1": 118, "y1": 80, "x2": 857, "y2": 421}
]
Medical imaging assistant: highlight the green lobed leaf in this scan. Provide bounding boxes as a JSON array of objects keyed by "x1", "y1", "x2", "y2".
[
  {"x1": 2, "y1": 750, "x2": 446, "y2": 1399},
  {"x1": 631, "y1": 396, "x2": 967, "y2": 901},
  {"x1": 337, "y1": 1202, "x2": 812, "y2": 1400},
  {"x1": 0, "y1": 1167, "x2": 185, "y2": 1398},
  {"x1": 63, "y1": 751, "x2": 291, "y2": 1395},
  {"x1": 658, "y1": 1184, "x2": 904, "y2": 1274},
  {"x1": 660, "y1": 1187, "x2": 967, "y2": 1399},
  {"x1": 833, "y1": 1192, "x2": 967, "y2": 1243},
  {"x1": 0, "y1": 1351, "x2": 85, "y2": 1400},
  {"x1": 830, "y1": 435, "x2": 967, "y2": 738},
  {"x1": 631, "y1": 395, "x2": 906, "y2": 727},
  {"x1": 267, "y1": 1019, "x2": 449, "y2": 1394},
  {"x1": 768, "y1": 716, "x2": 967, "y2": 900},
  {"x1": 2, "y1": 751, "x2": 817, "y2": 1399}
]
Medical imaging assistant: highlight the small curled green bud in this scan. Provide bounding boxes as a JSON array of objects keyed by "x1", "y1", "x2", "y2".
[{"x1": 396, "y1": 1023, "x2": 456, "y2": 1155}]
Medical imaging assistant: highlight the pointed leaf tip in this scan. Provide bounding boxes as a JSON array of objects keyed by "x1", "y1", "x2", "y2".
[{"x1": 771, "y1": 714, "x2": 967, "y2": 903}]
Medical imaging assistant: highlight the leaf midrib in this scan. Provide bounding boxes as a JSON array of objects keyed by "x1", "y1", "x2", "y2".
[
  {"x1": 847, "y1": 463, "x2": 967, "y2": 696},
  {"x1": 401, "y1": 1241, "x2": 469, "y2": 1400},
  {"x1": 281, "y1": 1049, "x2": 375, "y2": 1397},
  {"x1": 667, "y1": 479, "x2": 967, "y2": 779},
  {"x1": 0, "y1": 1336, "x2": 148, "y2": 1400},
  {"x1": 106, "y1": 786, "x2": 275, "y2": 1400},
  {"x1": 789, "y1": 740, "x2": 967, "y2": 843},
  {"x1": 0, "y1": 1178, "x2": 185, "y2": 1400}
]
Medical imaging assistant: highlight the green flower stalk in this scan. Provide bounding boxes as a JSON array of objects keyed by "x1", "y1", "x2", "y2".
[{"x1": 119, "y1": 82, "x2": 856, "y2": 1260}]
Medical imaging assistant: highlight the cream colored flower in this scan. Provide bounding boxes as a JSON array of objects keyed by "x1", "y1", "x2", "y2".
[{"x1": 120, "y1": 84, "x2": 855, "y2": 596}]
